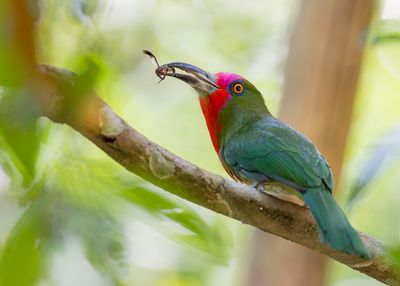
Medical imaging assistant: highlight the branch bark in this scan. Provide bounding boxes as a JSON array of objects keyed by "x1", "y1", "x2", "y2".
[{"x1": 33, "y1": 64, "x2": 399, "y2": 286}]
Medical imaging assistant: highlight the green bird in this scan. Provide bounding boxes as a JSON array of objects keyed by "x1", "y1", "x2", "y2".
[{"x1": 153, "y1": 60, "x2": 370, "y2": 258}]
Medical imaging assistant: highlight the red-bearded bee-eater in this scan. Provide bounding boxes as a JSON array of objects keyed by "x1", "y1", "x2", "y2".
[{"x1": 150, "y1": 58, "x2": 370, "y2": 259}]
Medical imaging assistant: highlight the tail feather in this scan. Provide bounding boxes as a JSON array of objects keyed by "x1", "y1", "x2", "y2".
[{"x1": 303, "y1": 187, "x2": 370, "y2": 259}]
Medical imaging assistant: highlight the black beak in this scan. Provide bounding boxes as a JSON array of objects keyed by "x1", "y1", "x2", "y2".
[{"x1": 156, "y1": 62, "x2": 219, "y2": 93}]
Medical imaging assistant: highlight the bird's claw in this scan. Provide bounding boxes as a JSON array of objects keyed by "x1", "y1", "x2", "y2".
[{"x1": 252, "y1": 182, "x2": 265, "y2": 193}]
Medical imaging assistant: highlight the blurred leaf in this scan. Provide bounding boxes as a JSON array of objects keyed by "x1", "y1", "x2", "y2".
[
  {"x1": 121, "y1": 186, "x2": 209, "y2": 235},
  {"x1": 66, "y1": 204, "x2": 126, "y2": 282},
  {"x1": 70, "y1": 0, "x2": 103, "y2": 25},
  {"x1": 121, "y1": 186, "x2": 231, "y2": 263},
  {"x1": 0, "y1": 193, "x2": 56, "y2": 286},
  {"x1": 347, "y1": 125, "x2": 400, "y2": 207},
  {"x1": 370, "y1": 19, "x2": 400, "y2": 45},
  {"x1": 42, "y1": 153, "x2": 128, "y2": 281},
  {"x1": 0, "y1": 89, "x2": 47, "y2": 186},
  {"x1": 52, "y1": 149, "x2": 232, "y2": 264},
  {"x1": 173, "y1": 224, "x2": 231, "y2": 265}
]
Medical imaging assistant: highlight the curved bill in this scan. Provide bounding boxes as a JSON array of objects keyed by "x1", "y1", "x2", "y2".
[{"x1": 157, "y1": 62, "x2": 219, "y2": 94}]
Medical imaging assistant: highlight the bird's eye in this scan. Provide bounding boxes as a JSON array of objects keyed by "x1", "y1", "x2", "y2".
[{"x1": 233, "y1": 83, "x2": 244, "y2": 94}]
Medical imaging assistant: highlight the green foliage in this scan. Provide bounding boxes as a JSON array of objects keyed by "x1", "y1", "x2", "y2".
[
  {"x1": 370, "y1": 19, "x2": 400, "y2": 45},
  {"x1": 0, "y1": 97, "x2": 44, "y2": 187},
  {"x1": 0, "y1": 194, "x2": 54, "y2": 286},
  {"x1": 347, "y1": 126, "x2": 400, "y2": 207},
  {"x1": 63, "y1": 199, "x2": 126, "y2": 282},
  {"x1": 0, "y1": 118, "x2": 232, "y2": 285},
  {"x1": 121, "y1": 186, "x2": 231, "y2": 264}
]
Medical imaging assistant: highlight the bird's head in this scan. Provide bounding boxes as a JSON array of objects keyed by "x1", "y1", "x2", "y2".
[
  {"x1": 158, "y1": 62, "x2": 270, "y2": 152},
  {"x1": 159, "y1": 62, "x2": 267, "y2": 109}
]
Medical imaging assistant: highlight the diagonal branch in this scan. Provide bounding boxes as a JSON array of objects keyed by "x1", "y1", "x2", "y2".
[{"x1": 34, "y1": 64, "x2": 399, "y2": 285}]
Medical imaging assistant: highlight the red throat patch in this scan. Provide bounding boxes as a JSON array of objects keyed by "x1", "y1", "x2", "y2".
[
  {"x1": 198, "y1": 72, "x2": 242, "y2": 153},
  {"x1": 199, "y1": 89, "x2": 231, "y2": 153}
]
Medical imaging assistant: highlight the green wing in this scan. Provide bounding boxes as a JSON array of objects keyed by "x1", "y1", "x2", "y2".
[{"x1": 221, "y1": 116, "x2": 333, "y2": 191}]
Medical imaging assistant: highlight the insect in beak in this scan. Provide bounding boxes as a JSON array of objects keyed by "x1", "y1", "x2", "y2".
[
  {"x1": 143, "y1": 50, "x2": 219, "y2": 93},
  {"x1": 143, "y1": 50, "x2": 175, "y2": 83}
]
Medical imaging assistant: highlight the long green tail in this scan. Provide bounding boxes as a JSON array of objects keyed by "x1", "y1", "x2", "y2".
[{"x1": 303, "y1": 187, "x2": 370, "y2": 259}]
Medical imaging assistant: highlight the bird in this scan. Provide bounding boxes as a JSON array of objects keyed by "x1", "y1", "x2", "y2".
[{"x1": 152, "y1": 59, "x2": 370, "y2": 259}]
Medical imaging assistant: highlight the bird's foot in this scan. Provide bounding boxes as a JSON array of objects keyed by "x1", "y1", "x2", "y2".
[{"x1": 252, "y1": 182, "x2": 266, "y2": 193}]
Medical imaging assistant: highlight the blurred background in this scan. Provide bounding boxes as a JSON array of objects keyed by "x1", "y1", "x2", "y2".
[{"x1": 0, "y1": 0, "x2": 400, "y2": 285}]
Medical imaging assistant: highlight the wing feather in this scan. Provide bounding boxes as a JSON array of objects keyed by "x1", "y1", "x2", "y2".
[{"x1": 221, "y1": 117, "x2": 333, "y2": 192}]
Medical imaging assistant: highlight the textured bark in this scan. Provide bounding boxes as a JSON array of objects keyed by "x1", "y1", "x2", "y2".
[
  {"x1": 245, "y1": 1, "x2": 375, "y2": 285},
  {"x1": 30, "y1": 64, "x2": 399, "y2": 286}
]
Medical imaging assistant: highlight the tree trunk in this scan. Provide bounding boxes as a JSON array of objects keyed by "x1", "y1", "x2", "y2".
[{"x1": 244, "y1": 0, "x2": 374, "y2": 285}]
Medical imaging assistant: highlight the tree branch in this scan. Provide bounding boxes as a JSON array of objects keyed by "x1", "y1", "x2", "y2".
[{"x1": 34, "y1": 64, "x2": 399, "y2": 285}]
